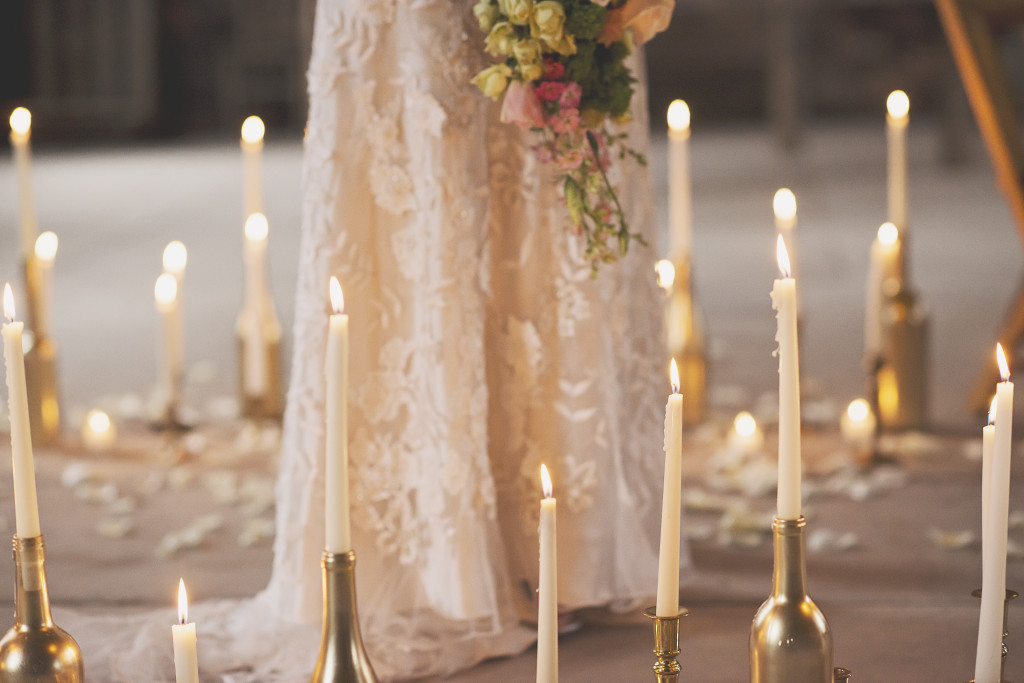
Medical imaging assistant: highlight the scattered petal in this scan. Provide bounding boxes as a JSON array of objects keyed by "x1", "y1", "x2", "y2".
[{"x1": 928, "y1": 527, "x2": 975, "y2": 550}]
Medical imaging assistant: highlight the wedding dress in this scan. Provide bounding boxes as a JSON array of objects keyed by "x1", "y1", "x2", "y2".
[{"x1": 60, "y1": 0, "x2": 688, "y2": 680}]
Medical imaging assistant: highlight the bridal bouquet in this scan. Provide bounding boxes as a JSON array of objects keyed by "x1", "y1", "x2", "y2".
[{"x1": 471, "y1": 0, "x2": 673, "y2": 272}]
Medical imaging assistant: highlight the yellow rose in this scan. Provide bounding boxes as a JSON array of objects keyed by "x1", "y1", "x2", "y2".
[
  {"x1": 473, "y1": 0, "x2": 500, "y2": 32},
  {"x1": 472, "y1": 64, "x2": 513, "y2": 100},
  {"x1": 530, "y1": 1, "x2": 576, "y2": 55},
  {"x1": 499, "y1": 0, "x2": 533, "y2": 26},
  {"x1": 485, "y1": 22, "x2": 515, "y2": 56},
  {"x1": 512, "y1": 38, "x2": 544, "y2": 82}
]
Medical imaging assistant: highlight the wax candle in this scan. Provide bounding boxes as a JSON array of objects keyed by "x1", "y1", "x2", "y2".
[
  {"x1": 976, "y1": 345, "x2": 1014, "y2": 683},
  {"x1": 240, "y1": 116, "x2": 265, "y2": 219},
  {"x1": 667, "y1": 100, "x2": 692, "y2": 262},
  {"x1": 154, "y1": 273, "x2": 183, "y2": 407},
  {"x1": 33, "y1": 231, "x2": 58, "y2": 340},
  {"x1": 162, "y1": 241, "x2": 188, "y2": 282},
  {"x1": 981, "y1": 395, "x2": 997, "y2": 566},
  {"x1": 655, "y1": 259, "x2": 675, "y2": 293},
  {"x1": 657, "y1": 359, "x2": 683, "y2": 616},
  {"x1": 839, "y1": 398, "x2": 876, "y2": 449},
  {"x1": 537, "y1": 463, "x2": 558, "y2": 683},
  {"x1": 325, "y1": 276, "x2": 351, "y2": 553},
  {"x1": 886, "y1": 90, "x2": 909, "y2": 231},
  {"x1": 172, "y1": 579, "x2": 199, "y2": 683},
  {"x1": 9, "y1": 107, "x2": 37, "y2": 259},
  {"x1": 2, "y1": 284, "x2": 41, "y2": 538},
  {"x1": 81, "y1": 409, "x2": 116, "y2": 452},
  {"x1": 242, "y1": 213, "x2": 269, "y2": 395},
  {"x1": 773, "y1": 188, "x2": 797, "y2": 279},
  {"x1": 864, "y1": 222, "x2": 901, "y2": 357},
  {"x1": 161, "y1": 241, "x2": 187, "y2": 392},
  {"x1": 728, "y1": 411, "x2": 763, "y2": 455},
  {"x1": 771, "y1": 235, "x2": 801, "y2": 520}
]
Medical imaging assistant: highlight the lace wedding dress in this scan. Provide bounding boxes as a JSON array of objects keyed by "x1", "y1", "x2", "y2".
[{"x1": 60, "y1": 0, "x2": 688, "y2": 680}]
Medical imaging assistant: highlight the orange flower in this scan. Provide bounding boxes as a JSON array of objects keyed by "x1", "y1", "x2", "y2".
[{"x1": 599, "y1": 0, "x2": 674, "y2": 46}]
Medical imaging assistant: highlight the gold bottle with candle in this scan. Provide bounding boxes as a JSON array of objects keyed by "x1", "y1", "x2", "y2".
[
  {"x1": 667, "y1": 258, "x2": 707, "y2": 426},
  {"x1": 0, "y1": 536, "x2": 83, "y2": 682},
  {"x1": 311, "y1": 549, "x2": 378, "y2": 683},
  {"x1": 22, "y1": 257, "x2": 60, "y2": 447},
  {"x1": 749, "y1": 516, "x2": 833, "y2": 683}
]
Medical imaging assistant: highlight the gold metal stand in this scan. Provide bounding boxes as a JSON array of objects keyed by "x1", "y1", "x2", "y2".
[
  {"x1": 972, "y1": 587, "x2": 1019, "y2": 682},
  {"x1": 667, "y1": 258, "x2": 706, "y2": 426},
  {"x1": 311, "y1": 549, "x2": 378, "y2": 683},
  {"x1": 0, "y1": 536, "x2": 83, "y2": 682},
  {"x1": 21, "y1": 258, "x2": 60, "y2": 446},
  {"x1": 750, "y1": 516, "x2": 833, "y2": 683},
  {"x1": 236, "y1": 332, "x2": 283, "y2": 420},
  {"x1": 644, "y1": 606, "x2": 688, "y2": 682}
]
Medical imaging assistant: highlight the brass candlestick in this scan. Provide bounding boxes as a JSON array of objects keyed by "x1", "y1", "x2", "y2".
[
  {"x1": 972, "y1": 587, "x2": 1018, "y2": 682},
  {"x1": 750, "y1": 516, "x2": 833, "y2": 683},
  {"x1": 644, "y1": 606, "x2": 688, "y2": 682},
  {"x1": 667, "y1": 257, "x2": 706, "y2": 426},
  {"x1": 311, "y1": 549, "x2": 378, "y2": 683},
  {"x1": 0, "y1": 536, "x2": 83, "y2": 682}
]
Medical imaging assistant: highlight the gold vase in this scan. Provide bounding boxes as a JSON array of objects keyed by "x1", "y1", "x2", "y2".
[
  {"x1": 667, "y1": 258, "x2": 707, "y2": 426},
  {"x1": 311, "y1": 550, "x2": 378, "y2": 683},
  {"x1": 750, "y1": 516, "x2": 833, "y2": 683},
  {"x1": 0, "y1": 536, "x2": 83, "y2": 682}
]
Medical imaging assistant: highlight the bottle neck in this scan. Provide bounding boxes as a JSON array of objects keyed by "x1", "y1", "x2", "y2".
[
  {"x1": 771, "y1": 517, "x2": 808, "y2": 599},
  {"x1": 13, "y1": 536, "x2": 54, "y2": 629}
]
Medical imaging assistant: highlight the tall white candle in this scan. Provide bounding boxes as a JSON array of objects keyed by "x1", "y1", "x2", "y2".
[
  {"x1": 886, "y1": 90, "x2": 909, "y2": 231},
  {"x1": 657, "y1": 359, "x2": 683, "y2": 616},
  {"x1": 667, "y1": 100, "x2": 692, "y2": 262},
  {"x1": 172, "y1": 579, "x2": 199, "y2": 683},
  {"x1": 773, "y1": 188, "x2": 797, "y2": 278},
  {"x1": 161, "y1": 241, "x2": 187, "y2": 389},
  {"x1": 325, "y1": 277, "x2": 351, "y2": 553},
  {"x1": 537, "y1": 464, "x2": 558, "y2": 683},
  {"x1": 9, "y1": 108, "x2": 37, "y2": 259},
  {"x1": 240, "y1": 116, "x2": 265, "y2": 219},
  {"x1": 976, "y1": 345, "x2": 1014, "y2": 683},
  {"x1": 771, "y1": 235, "x2": 801, "y2": 520},
  {"x1": 981, "y1": 395, "x2": 997, "y2": 563},
  {"x1": 864, "y1": 223, "x2": 901, "y2": 357},
  {"x1": 154, "y1": 273, "x2": 183, "y2": 407},
  {"x1": 242, "y1": 214, "x2": 269, "y2": 395},
  {"x1": 33, "y1": 232, "x2": 58, "y2": 340},
  {"x1": 1, "y1": 284, "x2": 41, "y2": 538}
]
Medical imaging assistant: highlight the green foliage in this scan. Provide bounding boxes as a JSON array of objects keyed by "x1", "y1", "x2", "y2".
[{"x1": 562, "y1": 0, "x2": 607, "y2": 41}]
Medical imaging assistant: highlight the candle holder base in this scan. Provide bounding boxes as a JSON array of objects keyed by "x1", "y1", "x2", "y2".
[
  {"x1": 312, "y1": 549, "x2": 378, "y2": 683},
  {"x1": 23, "y1": 336, "x2": 60, "y2": 447},
  {"x1": 644, "y1": 606, "x2": 688, "y2": 682},
  {"x1": 972, "y1": 587, "x2": 1018, "y2": 681},
  {"x1": 236, "y1": 332, "x2": 283, "y2": 421},
  {"x1": 0, "y1": 536, "x2": 83, "y2": 682}
]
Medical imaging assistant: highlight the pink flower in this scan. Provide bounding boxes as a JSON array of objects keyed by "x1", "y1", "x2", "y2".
[
  {"x1": 549, "y1": 108, "x2": 581, "y2": 134},
  {"x1": 556, "y1": 147, "x2": 584, "y2": 170},
  {"x1": 558, "y1": 82, "x2": 582, "y2": 110},
  {"x1": 500, "y1": 81, "x2": 545, "y2": 129},
  {"x1": 544, "y1": 59, "x2": 565, "y2": 80},
  {"x1": 536, "y1": 81, "x2": 566, "y2": 102}
]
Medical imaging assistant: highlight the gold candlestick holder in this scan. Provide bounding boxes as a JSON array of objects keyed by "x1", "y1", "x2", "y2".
[
  {"x1": 21, "y1": 257, "x2": 60, "y2": 447},
  {"x1": 235, "y1": 331, "x2": 283, "y2": 420},
  {"x1": 644, "y1": 606, "x2": 688, "y2": 681},
  {"x1": 311, "y1": 549, "x2": 378, "y2": 683},
  {"x1": 0, "y1": 536, "x2": 83, "y2": 682},
  {"x1": 667, "y1": 257, "x2": 707, "y2": 426},
  {"x1": 874, "y1": 287, "x2": 929, "y2": 430},
  {"x1": 971, "y1": 587, "x2": 1019, "y2": 682},
  {"x1": 750, "y1": 516, "x2": 833, "y2": 683}
]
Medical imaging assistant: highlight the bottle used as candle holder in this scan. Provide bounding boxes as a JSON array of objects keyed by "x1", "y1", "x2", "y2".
[
  {"x1": 22, "y1": 257, "x2": 60, "y2": 447},
  {"x1": 876, "y1": 287, "x2": 929, "y2": 430},
  {"x1": 0, "y1": 536, "x2": 83, "y2": 682},
  {"x1": 667, "y1": 258, "x2": 707, "y2": 426},
  {"x1": 311, "y1": 549, "x2": 378, "y2": 683},
  {"x1": 750, "y1": 516, "x2": 833, "y2": 683}
]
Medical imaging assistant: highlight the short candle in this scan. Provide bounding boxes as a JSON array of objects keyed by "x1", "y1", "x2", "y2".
[{"x1": 172, "y1": 578, "x2": 199, "y2": 683}]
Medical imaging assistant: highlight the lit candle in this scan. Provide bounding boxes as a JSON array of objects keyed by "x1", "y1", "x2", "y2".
[
  {"x1": 840, "y1": 398, "x2": 876, "y2": 455},
  {"x1": 981, "y1": 395, "x2": 997, "y2": 566},
  {"x1": 154, "y1": 273, "x2": 183, "y2": 407},
  {"x1": 9, "y1": 107, "x2": 37, "y2": 259},
  {"x1": 161, "y1": 242, "x2": 187, "y2": 397},
  {"x1": 773, "y1": 188, "x2": 797, "y2": 280},
  {"x1": 33, "y1": 231, "x2": 58, "y2": 340},
  {"x1": 81, "y1": 409, "x2": 116, "y2": 452},
  {"x1": 654, "y1": 259, "x2": 675, "y2": 293},
  {"x1": 242, "y1": 213, "x2": 269, "y2": 395},
  {"x1": 162, "y1": 241, "x2": 188, "y2": 283},
  {"x1": 537, "y1": 463, "x2": 558, "y2": 683},
  {"x1": 886, "y1": 90, "x2": 909, "y2": 231},
  {"x1": 728, "y1": 411, "x2": 763, "y2": 455},
  {"x1": 240, "y1": 116, "x2": 265, "y2": 219},
  {"x1": 325, "y1": 276, "x2": 351, "y2": 553},
  {"x1": 771, "y1": 235, "x2": 801, "y2": 520},
  {"x1": 172, "y1": 579, "x2": 199, "y2": 683},
  {"x1": 864, "y1": 222, "x2": 901, "y2": 357},
  {"x1": 657, "y1": 359, "x2": 683, "y2": 616},
  {"x1": 976, "y1": 344, "x2": 1014, "y2": 683},
  {"x1": 667, "y1": 100, "x2": 692, "y2": 262},
  {"x1": 2, "y1": 284, "x2": 41, "y2": 538}
]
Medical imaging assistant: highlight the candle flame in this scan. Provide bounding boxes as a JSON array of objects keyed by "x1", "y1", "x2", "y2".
[
  {"x1": 34, "y1": 231, "x2": 58, "y2": 262},
  {"x1": 244, "y1": 213, "x2": 269, "y2": 242},
  {"x1": 666, "y1": 99, "x2": 690, "y2": 131},
  {"x1": 241, "y1": 115, "x2": 265, "y2": 144},
  {"x1": 540, "y1": 464, "x2": 553, "y2": 499},
  {"x1": 773, "y1": 188, "x2": 796, "y2": 223},
  {"x1": 9, "y1": 107, "x2": 30, "y2": 136},
  {"x1": 776, "y1": 234, "x2": 791, "y2": 278},
  {"x1": 886, "y1": 90, "x2": 909, "y2": 120},
  {"x1": 734, "y1": 411, "x2": 757, "y2": 437},
  {"x1": 997, "y1": 343, "x2": 1010, "y2": 382},
  {"x1": 162, "y1": 241, "x2": 187, "y2": 275},
  {"x1": 989, "y1": 394, "x2": 998, "y2": 425},
  {"x1": 177, "y1": 578, "x2": 188, "y2": 625},
  {"x1": 87, "y1": 409, "x2": 111, "y2": 434},
  {"x1": 669, "y1": 358, "x2": 680, "y2": 394},
  {"x1": 846, "y1": 398, "x2": 870, "y2": 422},
  {"x1": 877, "y1": 222, "x2": 898, "y2": 246},
  {"x1": 154, "y1": 273, "x2": 178, "y2": 307},
  {"x1": 329, "y1": 276, "x2": 344, "y2": 314},
  {"x1": 3, "y1": 283, "x2": 14, "y2": 322},
  {"x1": 654, "y1": 259, "x2": 675, "y2": 291}
]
